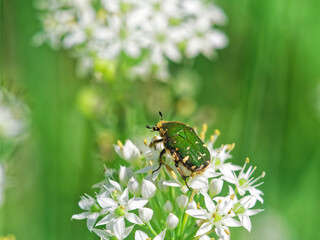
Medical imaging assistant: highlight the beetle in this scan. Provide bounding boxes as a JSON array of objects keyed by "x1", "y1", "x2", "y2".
[{"x1": 146, "y1": 112, "x2": 211, "y2": 190}]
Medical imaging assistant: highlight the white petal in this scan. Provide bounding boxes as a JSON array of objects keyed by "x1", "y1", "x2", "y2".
[
  {"x1": 176, "y1": 195, "x2": 188, "y2": 208},
  {"x1": 139, "y1": 207, "x2": 153, "y2": 223},
  {"x1": 119, "y1": 188, "x2": 129, "y2": 204},
  {"x1": 186, "y1": 209, "x2": 208, "y2": 219},
  {"x1": 154, "y1": 228, "x2": 167, "y2": 240},
  {"x1": 239, "y1": 214, "x2": 252, "y2": 232},
  {"x1": 96, "y1": 213, "x2": 116, "y2": 226},
  {"x1": 166, "y1": 213, "x2": 179, "y2": 230},
  {"x1": 209, "y1": 179, "x2": 223, "y2": 197},
  {"x1": 124, "y1": 225, "x2": 134, "y2": 238},
  {"x1": 221, "y1": 217, "x2": 242, "y2": 227},
  {"x1": 114, "y1": 218, "x2": 125, "y2": 239},
  {"x1": 141, "y1": 179, "x2": 156, "y2": 199},
  {"x1": 128, "y1": 177, "x2": 140, "y2": 195},
  {"x1": 163, "y1": 180, "x2": 181, "y2": 187},
  {"x1": 195, "y1": 222, "x2": 213, "y2": 237},
  {"x1": 71, "y1": 212, "x2": 89, "y2": 220},
  {"x1": 126, "y1": 212, "x2": 144, "y2": 225},
  {"x1": 109, "y1": 179, "x2": 122, "y2": 191},
  {"x1": 97, "y1": 196, "x2": 117, "y2": 209},
  {"x1": 203, "y1": 192, "x2": 215, "y2": 213},
  {"x1": 127, "y1": 197, "x2": 148, "y2": 211},
  {"x1": 135, "y1": 230, "x2": 149, "y2": 240},
  {"x1": 87, "y1": 212, "x2": 99, "y2": 231},
  {"x1": 199, "y1": 235, "x2": 211, "y2": 240},
  {"x1": 164, "y1": 200, "x2": 173, "y2": 212},
  {"x1": 93, "y1": 228, "x2": 111, "y2": 239},
  {"x1": 119, "y1": 166, "x2": 132, "y2": 185},
  {"x1": 246, "y1": 209, "x2": 263, "y2": 216}
]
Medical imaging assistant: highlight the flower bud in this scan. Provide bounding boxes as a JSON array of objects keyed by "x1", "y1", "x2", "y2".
[
  {"x1": 139, "y1": 207, "x2": 153, "y2": 223},
  {"x1": 141, "y1": 179, "x2": 156, "y2": 199},
  {"x1": 176, "y1": 195, "x2": 188, "y2": 209},
  {"x1": 209, "y1": 179, "x2": 223, "y2": 197},
  {"x1": 128, "y1": 177, "x2": 140, "y2": 195},
  {"x1": 164, "y1": 200, "x2": 173, "y2": 213},
  {"x1": 166, "y1": 213, "x2": 179, "y2": 230},
  {"x1": 119, "y1": 166, "x2": 132, "y2": 186},
  {"x1": 158, "y1": 179, "x2": 168, "y2": 192},
  {"x1": 186, "y1": 200, "x2": 197, "y2": 210}
]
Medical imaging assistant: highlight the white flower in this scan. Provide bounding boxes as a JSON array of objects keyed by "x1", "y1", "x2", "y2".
[
  {"x1": 128, "y1": 177, "x2": 140, "y2": 195},
  {"x1": 229, "y1": 187, "x2": 263, "y2": 232},
  {"x1": 37, "y1": 0, "x2": 228, "y2": 81},
  {"x1": 166, "y1": 213, "x2": 179, "y2": 230},
  {"x1": 114, "y1": 140, "x2": 141, "y2": 165},
  {"x1": 96, "y1": 188, "x2": 148, "y2": 227},
  {"x1": 209, "y1": 179, "x2": 223, "y2": 197},
  {"x1": 72, "y1": 194, "x2": 102, "y2": 231},
  {"x1": 164, "y1": 200, "x2": 173, "y2": 213},
  {"x1": 163, "y1": 174, "x2": 209, "y2": 193},
  {"x1": 119, "y1": 166, "x2": 133, "y2": 186},
  {"x1": 141, "y1": 179, "x2": 156, "y2": 199},
  {"x1": 176, "y1": 195, "x2": 188, "y2": 208},
  {"x1": 0, "y1": 89, "x2": 28, "y2": 139},
  {"x1": 139, "y1": 207, "x2": 153, "y2": 223},
  {"x1": 223, "y1": 159, "x2": 265, "y2": 203},
  {"x1": 186, "y1": 193, "x2": 241, "y2": 239},
  {"x1": 93, "y1": 222, "x2": 134, "y2": 240},
  {"x1": 135, "y1": 229, "x2": 166, "y2": 240},
  {"x1": 209, "y1": 144, "x2": 241, "y2": 176}
]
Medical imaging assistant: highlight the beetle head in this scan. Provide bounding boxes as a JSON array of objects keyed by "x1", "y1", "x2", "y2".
[{"x1": 146, "y1": 111, "x2": 163, "y2": 132}]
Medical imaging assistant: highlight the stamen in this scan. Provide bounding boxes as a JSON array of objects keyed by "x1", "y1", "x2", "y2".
[
  {"x1": 230, "y1": 194, "x2": 235, "y2": 200},
  {"x1": 165, "y1": 165, "x2": 177, "y2": 179},
  {"x1": 117, "y1": 140, "x2": 123, "y2": 150},
  {"x1": 143, "y1": 139, "x2": 148, "y2": 146},
  {"x1": 224, "y1": 229, "x2": 230, "y2": 236}
]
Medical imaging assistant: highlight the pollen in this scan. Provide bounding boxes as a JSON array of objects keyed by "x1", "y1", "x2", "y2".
[
  {"x1": 117, "y1": 140, "x2": 123, "y2": 150},
  {"x1": 214, "y1": 129, "x2": 221, "y2": 136},
  {"x1": 197, "y1": 202, "x2": 200, "y2": 209},
  {"x1": 165, "y1": 165, "x2": 177, "y2": 179},
  {"x1": 183, "y1": 156, "x2": 190, "y2": 163}
]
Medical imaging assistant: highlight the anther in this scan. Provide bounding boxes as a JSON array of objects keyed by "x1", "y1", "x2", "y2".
[{"x1": 117, "y1": 140, "x2": 123, "y2": 150}]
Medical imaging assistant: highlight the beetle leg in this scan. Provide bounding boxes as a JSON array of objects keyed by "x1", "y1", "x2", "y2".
[
  {"x1": 152, "y1": 148, "x2": 166, "y2": 174},
  {"x1": 175, "y1": 162, "x2": 192, "y2": 192},
  {"x1": 149, "y1": 138, "x2": 163, "y2": 149}
]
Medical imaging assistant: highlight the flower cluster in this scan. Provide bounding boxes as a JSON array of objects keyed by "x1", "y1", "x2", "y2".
[
  {"x1": 35, "y1": 0, "x2": 228, "y2": 81},
  {"x1": 0, "y1": 89, "x2": 28, "y2": 140},
  {"x1": 73, "y1": 126, "x2": 265, "y2": 239}
]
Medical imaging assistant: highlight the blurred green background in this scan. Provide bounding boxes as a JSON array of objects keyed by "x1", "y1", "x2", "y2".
[{"x1": 1, "y1": 0, "x2": 320, "y2": 239}]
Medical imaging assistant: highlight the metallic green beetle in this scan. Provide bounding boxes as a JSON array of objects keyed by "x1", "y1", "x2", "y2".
[{"x1": 146, "y1": 112, "x2": 211, "y2": 189}]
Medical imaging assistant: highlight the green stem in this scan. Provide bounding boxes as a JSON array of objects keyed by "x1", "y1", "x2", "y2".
[
  {"x1": 178, "y1": 190, "x2": 195, "y2": 237},
  {"x1": 147, "y1": 222, "x2": 158, "y2": 237}
]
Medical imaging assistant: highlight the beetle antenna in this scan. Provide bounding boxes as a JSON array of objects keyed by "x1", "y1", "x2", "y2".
[
  {"x1": 145, "y1": 125, "x2": 152, "y2": 129},
  {"x1": 159, "y1": 111, "x2": 163, "y2": 120}
]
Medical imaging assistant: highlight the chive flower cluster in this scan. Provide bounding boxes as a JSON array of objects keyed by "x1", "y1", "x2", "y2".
[
  {"x1": 73, "y1": 126, "x2": 265, "y2": 239},
  {"x1": 35, "y1": 0, "x2": 228, "y2": 81}
]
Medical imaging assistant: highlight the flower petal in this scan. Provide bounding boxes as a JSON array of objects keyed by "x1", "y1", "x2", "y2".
[
  {"x1": 128, "y1": 197, "x2": 148, "y2": 211},
  {"x1": 154, "y1": 228, "x2": 167, "y2": 240},
  {"x1": 203, "y1": 192, "x2": 215, "y2": 213},
  {"x1": 195, "y1": 222, "x2": 213, "y2": 237},
  {"x1": 126, "y1": 212, "x2": 144, "y2": 225},
  {"x1": 135, "y1": 230, "x2": 149, "y2": 240},
  {"x1": 186, "y1": 209, "x2": 208, "y2": 219}
]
